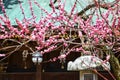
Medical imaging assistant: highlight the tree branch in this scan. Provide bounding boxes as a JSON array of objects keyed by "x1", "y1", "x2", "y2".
[{"x1": 77, "y1": 1, "x2": 117, "y2": 16}]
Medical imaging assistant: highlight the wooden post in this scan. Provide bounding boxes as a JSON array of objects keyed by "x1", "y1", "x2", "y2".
[{"x1": 36, "y1": 63, "x2": 42, "y2": 80}]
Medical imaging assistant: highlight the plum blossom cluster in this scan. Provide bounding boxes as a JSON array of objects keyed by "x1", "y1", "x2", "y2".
[
  {"x1": 0, "y1": 0, "x2": 120, "y2": 59},
  {"x1": 0, "y1": 54, "x2": 5, "y2": 57},
  {"x1": 0, "y1": 1, "x2": 120, "y2": 79}
]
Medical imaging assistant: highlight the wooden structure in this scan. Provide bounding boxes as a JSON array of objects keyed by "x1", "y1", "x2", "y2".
[
  {"x1": 0, "y1": 71, "x2": 113, "y2": 80},
  {"x1": 0, "y1": 49, "x2": 114, "y2": 80}
]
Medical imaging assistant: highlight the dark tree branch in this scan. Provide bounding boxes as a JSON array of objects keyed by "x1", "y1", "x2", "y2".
[
  {"x1": 53, "y1": 0, "x2": 57, "y2": 3},
  {"x1": 77, "y1": 1, "x2": 117, "y2": 16}
]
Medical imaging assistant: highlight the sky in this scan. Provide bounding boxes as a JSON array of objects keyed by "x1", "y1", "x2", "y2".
[{"x1": 0, "y1": 0, "x2": 115, "y2": 25}]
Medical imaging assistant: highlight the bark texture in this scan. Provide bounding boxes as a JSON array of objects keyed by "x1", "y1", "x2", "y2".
[{"x1": 110, "y1": 54, "x2": 120, "y2": 80}]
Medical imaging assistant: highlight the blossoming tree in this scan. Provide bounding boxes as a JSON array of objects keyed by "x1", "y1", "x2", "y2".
[{"x1": 0, "y1": 0, "x2": 120, "y2": 79}]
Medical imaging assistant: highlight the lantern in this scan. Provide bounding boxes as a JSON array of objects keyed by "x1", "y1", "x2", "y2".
[{"x1": 32, "y1": 51, "x2": 43, "y2": 64}]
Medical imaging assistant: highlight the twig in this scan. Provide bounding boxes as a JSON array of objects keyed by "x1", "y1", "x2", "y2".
[{"x1": 77, "y1": 1, "x2": 117, "y2": 16}]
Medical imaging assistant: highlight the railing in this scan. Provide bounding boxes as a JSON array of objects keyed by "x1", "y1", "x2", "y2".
[
  {"x1": 42, "y1": 72, "x2": 79, "y2": 80},
  {"x1": 0, "y1": 71, "x2": 112, "y2": 80},
  {"x1": 0, "y1": 72, "x2": 79, "y2": 80},
  {"x1": 0, "y1": 72, "x2": 36, "y2": 80}
]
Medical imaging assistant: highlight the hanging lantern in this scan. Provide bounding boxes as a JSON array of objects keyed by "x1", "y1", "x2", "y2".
[{"x1": 32, "y1": 51, "x2": 43, "y2": 64}]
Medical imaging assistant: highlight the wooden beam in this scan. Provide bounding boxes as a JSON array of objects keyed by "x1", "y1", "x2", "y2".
[{"x1": 36, "y1": 64, "x2": 42, "y2": 80}]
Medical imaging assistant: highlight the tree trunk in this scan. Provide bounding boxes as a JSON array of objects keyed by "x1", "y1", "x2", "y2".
[{"x1": 110, "y1": 54, "x2": 120, "y2": 80}]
